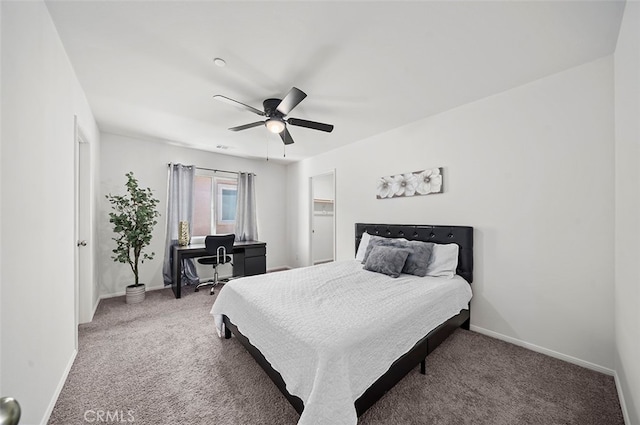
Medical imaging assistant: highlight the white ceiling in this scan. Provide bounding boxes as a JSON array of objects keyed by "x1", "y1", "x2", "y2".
[{"x1": 46, "y1": 0, "x2": 625, "y2": 164}]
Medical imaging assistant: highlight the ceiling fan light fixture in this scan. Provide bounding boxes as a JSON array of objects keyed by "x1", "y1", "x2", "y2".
[
  {"x1": 265, "y1": 118, "x2": 285, "y2": 134},
  {"x1": 214, "y1": 87, "x2": 333, "y2": 146}
]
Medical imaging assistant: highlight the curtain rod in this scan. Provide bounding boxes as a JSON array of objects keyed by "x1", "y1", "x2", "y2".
[{"x1": 167, "y1": 163, "x2": 256, "y2": 176}]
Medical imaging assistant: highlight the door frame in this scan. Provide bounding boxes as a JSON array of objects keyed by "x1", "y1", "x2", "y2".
[{"x1": 309, "y1": 169, "x2": 336, "y2": 266}]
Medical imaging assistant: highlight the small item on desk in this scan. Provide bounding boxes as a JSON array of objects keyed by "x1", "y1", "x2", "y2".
[{"x1": 178, "y1": 221, "x2": 190, "y2": 246}]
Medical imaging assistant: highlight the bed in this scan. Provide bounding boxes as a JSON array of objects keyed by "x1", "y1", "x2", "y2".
[{"x1": 210, "y1": 223, "x2": 473, "y2": 424}]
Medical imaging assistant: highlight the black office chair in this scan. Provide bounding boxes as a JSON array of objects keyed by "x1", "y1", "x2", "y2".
[{"x1": 195, "y1": 234, "x2": 235, "y2": 295}]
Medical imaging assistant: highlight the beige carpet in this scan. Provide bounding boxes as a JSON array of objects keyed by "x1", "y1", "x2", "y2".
[{"x1": 49, "y1": 287, "x2": 624, "y2": 425}]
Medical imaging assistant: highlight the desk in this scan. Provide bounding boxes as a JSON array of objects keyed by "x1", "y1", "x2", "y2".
[{"x1": 171, "y1": 240, "x2": 266, "y2": 298}]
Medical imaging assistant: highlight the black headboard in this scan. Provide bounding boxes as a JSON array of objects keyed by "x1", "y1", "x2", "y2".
[{"x1": 355, "y1": 223, "x2": 474, "y2": 284}]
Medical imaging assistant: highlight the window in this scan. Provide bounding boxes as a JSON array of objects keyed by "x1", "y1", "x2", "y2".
[
  {"x1": 193, "y1": 172, "x2": 237, "y2": 237},
  {"x1": 218, "y1": 183, "x2": 237, "y2": 223}
]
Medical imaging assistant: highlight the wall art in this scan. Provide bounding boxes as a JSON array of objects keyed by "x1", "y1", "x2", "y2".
[{"x1": 376, "y1": 167, "x2": 443, "y2": 199}]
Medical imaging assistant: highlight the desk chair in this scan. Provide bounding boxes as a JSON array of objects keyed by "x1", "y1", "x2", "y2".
[{"x1": 195, "y1": 234, "x2": 235, "y2": 295}]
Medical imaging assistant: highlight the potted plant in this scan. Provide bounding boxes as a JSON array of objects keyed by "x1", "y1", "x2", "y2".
[{"x1": 106, "y1": 172, "x2": 160, "y2": 304}]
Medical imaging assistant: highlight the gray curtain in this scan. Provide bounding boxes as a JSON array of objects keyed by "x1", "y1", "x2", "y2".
[
  {"x1": 162, "y1": 163, "x2": 199, "y2": 286},
  {"x1": 234, "y1": 172, "x2": 258, "y2": 241}
]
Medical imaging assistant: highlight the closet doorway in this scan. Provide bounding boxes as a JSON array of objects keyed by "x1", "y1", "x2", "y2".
[{"x1": 310, "y1": 171, "x2": 335, "y2": 265}]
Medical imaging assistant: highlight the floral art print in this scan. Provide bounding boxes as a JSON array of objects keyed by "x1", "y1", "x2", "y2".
[{"x1": 377, "y1": 167, "x2": 443, "y2": 199}]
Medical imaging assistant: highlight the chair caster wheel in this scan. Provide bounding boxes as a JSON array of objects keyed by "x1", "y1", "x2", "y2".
[
  {"x1": 209, "y1": 290, "x2": 215, "y2": 295},
  {"x1": 194, "y1": 288, "x2": 199, "y2": 292}
]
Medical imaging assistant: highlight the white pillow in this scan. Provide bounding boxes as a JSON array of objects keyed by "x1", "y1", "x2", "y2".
[
  {"x1": 425, "y1": 243, "x2": 459, "y2": 278},
  {"x1": 355, "y1": 232, "x2": 371, "y2": 261}
]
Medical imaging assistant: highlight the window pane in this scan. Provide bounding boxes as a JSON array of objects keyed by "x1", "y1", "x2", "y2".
[
  {"x1": 193, "y1": 176, "x2": 212, "y2": 236},
  {"x1": 221, "y1": 188, "x2": 237, "y2": 221},
  {"x1": 215, "y1": 178, "x2": 237, "y2": 234},
  {"x1": 192, "y1": 173, "x2": 237, "y2": 236}
]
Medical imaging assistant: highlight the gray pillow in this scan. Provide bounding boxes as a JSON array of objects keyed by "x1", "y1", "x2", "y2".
[
  {"x1": 362, "y1": 236, "x2": 434, "y2": 277},
  {"x1": 363, "y1": 245, "x2": 411, "y2": 278},
  {"x1": 361, "y1": 235, "x2": 406, "y2": 263},
  {"x1": 402, "y1": 240, "x2": 434, "y2": 277}
]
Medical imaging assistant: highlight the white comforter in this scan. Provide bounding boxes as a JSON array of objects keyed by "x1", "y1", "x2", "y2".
[{"x1": 210, "y1": 260, "x2": 472, "y2": 425}]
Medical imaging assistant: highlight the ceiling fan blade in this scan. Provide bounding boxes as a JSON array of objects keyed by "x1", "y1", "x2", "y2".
[
  {"x1": 276, "y1": 87, "x2": 307, "y2": 115},
  {"x1": 229, "y1": 121, "x2": 265, "y2": 132},
  {"x1": 213, "y1": 95, "x2": 264, "y2": 116},
  {"x1": 287, "y1": 117, "x2": 334, "y2": 133},
  {"x1": 280, "y1": 127, "x2": 295, "y2": 145}
]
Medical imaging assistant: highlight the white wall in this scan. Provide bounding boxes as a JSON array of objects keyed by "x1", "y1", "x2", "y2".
[
  {"x1": 0, "y1": 1, "x2": 100, "y2": 423},
  {"x1": 99, "y1": 132, "x2": 288, "y2": 296},
  {"x1": 288, "y1": 57, "x2": 615, "y2": 372},
  {"x1": 614, "y1": 2, "x2": 640, "y2": 424}
]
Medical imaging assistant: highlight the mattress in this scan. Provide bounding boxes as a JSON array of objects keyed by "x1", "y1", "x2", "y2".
[{"x1": 210, "y1": 259, "x2": 472, "y2": 425}]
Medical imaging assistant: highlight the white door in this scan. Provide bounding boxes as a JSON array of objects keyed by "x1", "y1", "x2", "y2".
[
  {"x1": 74, "y1": 118, "x2": 92, "y2": 337},
  {"x1": 310, "y1": 171, "x2": 335, "y2": 265}
]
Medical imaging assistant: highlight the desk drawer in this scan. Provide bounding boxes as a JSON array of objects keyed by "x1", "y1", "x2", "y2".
[
  {"x1": 245, "y1": 256, "x2": 266, "y2": 276},
  {"x1": 245, "y1": 246, "x2": 266, "y2": 258}
]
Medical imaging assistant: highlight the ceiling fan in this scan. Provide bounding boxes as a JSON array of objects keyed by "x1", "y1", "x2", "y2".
[{"x1": 213, "y1": 87, "x2": 334, "y2": 145}]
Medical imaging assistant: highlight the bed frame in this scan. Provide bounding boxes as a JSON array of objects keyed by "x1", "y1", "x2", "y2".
[{"x1": 222, "y1": 223, "x2": 473, "y2": 417}]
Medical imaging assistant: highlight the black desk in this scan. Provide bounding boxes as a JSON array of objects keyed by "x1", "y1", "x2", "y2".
[{"x1": 171, "y1": 241, "x2": 266, "y2": 298}]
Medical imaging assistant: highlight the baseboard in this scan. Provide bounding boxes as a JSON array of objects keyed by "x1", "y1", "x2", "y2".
[
  {"x1": 100, "y1": 269, "x2": 295, "y2": 298},
  {"x1": 267, "y1": 265, "x2": 291, "y2": 273},
  {"x1": 614, "y1": 371, "x2": 631, "y2": 425},
  {"x1": 99, "y1": 283, "x2": 166, "y2": 300},
  {"x1": 92, "y1": 296, "x2": 100, "y2": 319},
  {"x1": 41, "y1": 348, "x2": 78, "y2": 425},
  {"x1": 469, "y1": 325, "x2": 614, "y2": 376}
]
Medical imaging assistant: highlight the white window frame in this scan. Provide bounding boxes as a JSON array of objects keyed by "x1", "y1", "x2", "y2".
[
  {"x1": 192, "y1": 170, "x2": 238, "y2": 243},
  {"x1": 216, "y1": 182, "x2": 238, "y2": 225}
]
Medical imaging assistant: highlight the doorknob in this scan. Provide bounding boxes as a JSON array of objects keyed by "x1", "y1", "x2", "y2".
[
  {"x1": 77, "y1": 240, "x2": 87, "y2": 247},
  {"x1": 0, "y1": 397, "x2": 21, "y2": 425}
]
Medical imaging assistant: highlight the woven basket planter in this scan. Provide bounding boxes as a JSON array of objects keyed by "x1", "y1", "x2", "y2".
[{"x1": 125, "y1": 284, "x2": 146, "y2": 304}]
